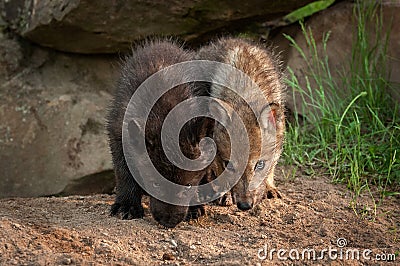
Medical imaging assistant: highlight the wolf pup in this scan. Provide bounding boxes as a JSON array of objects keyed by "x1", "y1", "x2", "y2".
[
  {"x1": 107, "y1": 39, "x2": 212, "y2": 228},
  {"x1": 197, "y1": 38, "x2": 285, "y2": 210}
]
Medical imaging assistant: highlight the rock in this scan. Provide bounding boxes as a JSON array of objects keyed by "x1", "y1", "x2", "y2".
[
  {"x1": 162, "y1": 252, "x2": 176, "y2": 261},
  {"x1": 1, "y1": 0, "x2": 314, "y2": 54},
  {"x1": 170, "y1": 239, "x2": 178, "y2": 248},
  {"x1": 0, "y1": 35, "x2": 24, "y2": 80},
  {"x1": 278, "y1": 2, "x2": 400, "y2": 117},
  {"x1": 0, "y1": 37, "x2": 119, "y2": 198},
  {"x1": 60, "y1": 257, "x2": 73, "y2": 265},
  {"x1": 95, "y1": 240, "x2": 113, "y2": 255},
  {"x1": 57, "y1": 170, "x2": 115, "y2": 196}
]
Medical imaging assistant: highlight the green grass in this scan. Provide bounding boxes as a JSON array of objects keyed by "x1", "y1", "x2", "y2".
[
  {"x1": 283, "y1": 0, "x2": 336, "y2": 24},
  {"x1": 282, "y1": 0, "x2": 400, "y2": 199}
]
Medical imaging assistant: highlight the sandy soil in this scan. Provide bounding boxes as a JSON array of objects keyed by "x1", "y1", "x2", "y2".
[{"x1": 0, "y1": 167, "x2": 398, "y2": 266}]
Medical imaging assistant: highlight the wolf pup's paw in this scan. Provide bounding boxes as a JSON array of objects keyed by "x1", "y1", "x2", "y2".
[
  {"x1": 265, "y1": 187, "x2": 282, "y2": 199},
  {"x1": 185, "y1": 205, "x2": 206, "y2": 221},
  {"x1": 213, "y1": 191, "x2": 233, "y2": 206},
  {"x1": 110, "y1": 202, "x2": 144, "y2": 219}
]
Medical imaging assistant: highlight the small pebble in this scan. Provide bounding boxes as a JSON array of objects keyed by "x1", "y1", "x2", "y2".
[
  {"x1": 61, "y1": 258, "x2": 72, "y2": 265},
  {"x1": 162, "y1": 252, "x2": 175, "y2": 260},
  {"x1": 170, "y1": 239, "x2": 178, "y2": 247},
  {"x1": 12, "y1": 223, "x2": 21, "y2": 229}
]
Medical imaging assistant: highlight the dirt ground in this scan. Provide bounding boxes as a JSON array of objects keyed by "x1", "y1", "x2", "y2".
[{"x1": 0, "y1": 167, "x2": 398, "y2": 266}]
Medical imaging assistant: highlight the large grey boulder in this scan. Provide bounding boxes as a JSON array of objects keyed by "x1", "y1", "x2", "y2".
[
  {"x1": 1, "y1": 0, "x2": 314, "y2": 54},
  {"x1": 0, "y1": 37, "x2": 119, "y2": 197}
]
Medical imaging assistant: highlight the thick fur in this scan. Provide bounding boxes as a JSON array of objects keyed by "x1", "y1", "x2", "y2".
[
  {"x1": 196, "y1": 37, "x2": 285, "y2": 210},
  {"x1": 107, "y1": 39, "x2": 211, "y2": 228}
]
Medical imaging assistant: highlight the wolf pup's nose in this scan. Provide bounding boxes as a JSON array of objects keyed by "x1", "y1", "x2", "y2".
[{"x1": 237, "y1": 201, "x2": 252, "y2": 211}]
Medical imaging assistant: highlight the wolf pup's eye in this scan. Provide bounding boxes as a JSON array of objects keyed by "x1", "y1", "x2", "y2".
[
  {"x1": 255, "y1": 160, "x2": 265, "y2": 170},
  {"x1": 225, "y1": 160, "x2": 235, "y2": 172}
]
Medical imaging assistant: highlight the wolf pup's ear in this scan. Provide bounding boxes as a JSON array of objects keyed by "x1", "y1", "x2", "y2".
[
  {"x1": 260, "y1": 103, "x2": 280, "y2": 132},
  {"x1": 209, "y1": 98, "x2": 233, "y2": 125}
]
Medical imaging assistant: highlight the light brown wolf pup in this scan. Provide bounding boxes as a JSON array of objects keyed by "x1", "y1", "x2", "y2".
[{"x1": 197, "y1": 38, "x2": 285, "y2": 210}]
